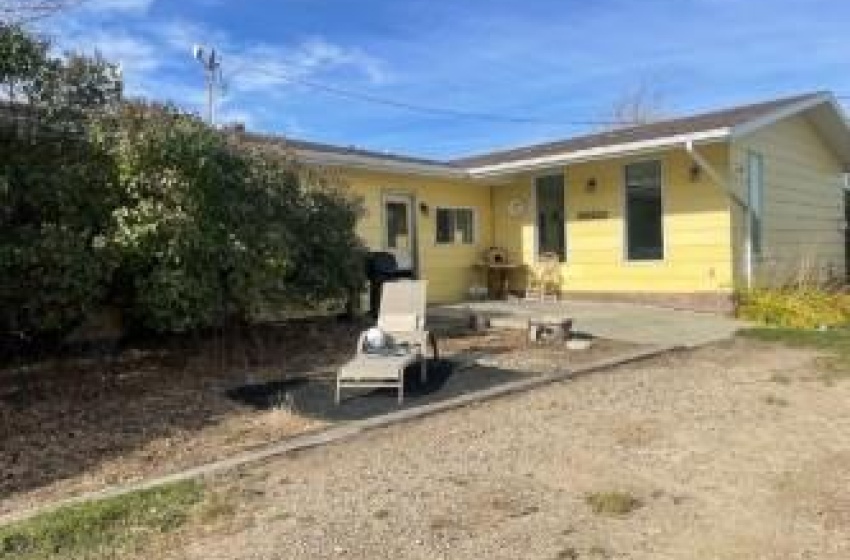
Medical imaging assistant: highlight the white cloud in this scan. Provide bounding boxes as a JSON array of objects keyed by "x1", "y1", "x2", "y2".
[
  {"x1": 289, "y1": 37, "x2": 387, "y2": 84},
  {"x1": 44, "y1": 19, "x2": 162, "y2": 95},
  {"x1": 154, "y1": 20, "x2": 229, "y2": 54},
  {"x1": 84, "y1": 32, "x2": 160, "y2": 73},
  {"x1": 223, "y1": 37, "x2": 388, "y2": 99},
  {"x1": 40, "y1": 12, "x2": 390, "y2": 132},
  {"x1": 148, "y1": 20, "x2": 388, "y2": 96}
]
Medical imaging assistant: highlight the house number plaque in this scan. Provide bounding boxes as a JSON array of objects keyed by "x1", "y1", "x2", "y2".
[{"x1": 576, "y1": 210, "x2": 610, "y2": 220}]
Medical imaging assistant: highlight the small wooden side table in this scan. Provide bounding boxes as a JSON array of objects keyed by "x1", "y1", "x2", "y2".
[{"x1": 472, "y1": 262, "x2": 525, "y2": 299}]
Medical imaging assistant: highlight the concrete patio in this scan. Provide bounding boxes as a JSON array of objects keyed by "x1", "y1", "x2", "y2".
[{"x1": 430, "y1": 299, "x2": 748, "y2": 348}]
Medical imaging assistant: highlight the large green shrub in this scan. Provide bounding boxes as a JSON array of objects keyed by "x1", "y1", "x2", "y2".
[
  {"x1": 106, "y1": 103, "x2": 365, "y2": 332},
  {"x1": 105, "y1": 103, "x2": 243, "y2": 332},
  {"x1": 230, "y1": 144, "x2": 366, "y2": 317},
  {"x1": 0, "y1": 23, "x2": 121, "y2": 341},
  {"x1": 0, "y1": 25, "x2": 366, "y2": 343}
]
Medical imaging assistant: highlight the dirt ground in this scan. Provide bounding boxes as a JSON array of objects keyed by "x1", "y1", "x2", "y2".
[
  {"x1": 0, "y1": 319, "x2": 361, "y2": 515},
  {"x1": 147, "y1": 338, "x2": 850, "y2": 560},
  {"x1": 0, "y1": 321, "x2": 636, "y2": 516},
  {"x1": 441, "y1": 328, "x2": 642, "y2": 373}
]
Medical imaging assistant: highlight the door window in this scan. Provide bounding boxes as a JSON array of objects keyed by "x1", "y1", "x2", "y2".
[{"x1": 385, "y1": 200, "x2": 410, "y2": 250}]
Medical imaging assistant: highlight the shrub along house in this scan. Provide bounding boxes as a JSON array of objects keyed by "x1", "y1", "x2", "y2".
[{"x1": 242, "y1": 91, "x2": 850, "y2": 312}]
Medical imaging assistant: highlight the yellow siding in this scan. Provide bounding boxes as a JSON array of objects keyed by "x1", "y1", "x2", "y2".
[
  {"x1": 312, "y1": 113, "x2": 846, "y2": 304},
  {"x1": 493, "y1": 144, "x2": 735, "y2": 293},
  {"x1": 731, "y1": 115, "x2": 846, "y2": 286},
  {"x1": 336, "y1": 169, "x2": 493, "y2": 303}
]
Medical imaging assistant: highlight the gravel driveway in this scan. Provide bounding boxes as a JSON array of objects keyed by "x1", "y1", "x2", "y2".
[{"x1": 158, "y1": 338, "x2": 850, "y2": 560}]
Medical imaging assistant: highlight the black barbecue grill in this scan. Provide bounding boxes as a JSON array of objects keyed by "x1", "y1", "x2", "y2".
[{"x1": 365, "y1": 251, "x2": 414, "y2": 317}]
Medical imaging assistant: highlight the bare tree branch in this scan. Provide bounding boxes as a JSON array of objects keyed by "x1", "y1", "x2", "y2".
[{"x1": 606, "y1": 81, "x2": 669, "y2": 129}]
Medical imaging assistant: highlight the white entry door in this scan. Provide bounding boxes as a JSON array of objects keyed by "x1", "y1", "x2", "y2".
[{"x1": 383, "y1": 194, "x2": 416, "y2": 273}]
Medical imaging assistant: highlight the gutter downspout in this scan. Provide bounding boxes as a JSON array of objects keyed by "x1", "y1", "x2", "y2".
[{"x1": 684, "y1": 140, "x2": 753, "y2": 290}]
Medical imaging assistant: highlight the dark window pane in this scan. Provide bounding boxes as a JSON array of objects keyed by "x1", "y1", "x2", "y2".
[
  {"x1": 535, "y1": 174, "x2": 566, "y2": 260},
  {"x1": 747, "y1": 152, "x2": 764, "y2": 256},
  {"x1": 456, "y1": 209, "x2": 474, "y2": 243},
  {"x1": 436, "y1": 208, "x2": 475, "y2": 244},
  {"x1": 625, "y1": 161, "x2": 664, "y2": 261},
  {"x1": 435, "y1": 208, "x2": 454, "y2": 244},
  {"x1": 386, "y1": 201, "x2": 409, "y2": 249}
]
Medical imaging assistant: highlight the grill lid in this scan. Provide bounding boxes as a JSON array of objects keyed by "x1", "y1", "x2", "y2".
[{"x1": 366, "y1": 251, "x2": 399, "y2": 277}]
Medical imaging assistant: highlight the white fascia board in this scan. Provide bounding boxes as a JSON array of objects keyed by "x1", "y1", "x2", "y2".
[
  {"x1": 729, "y1": 93, "x2": 831, "y2": 139},
  {"x1": 466, "y1": 128, "x2": 730, "y2": 177},
  {"x1": 294, "y1": 149, "x2": 470, "y2": 179},
  {"x1": 730, "y1": 93, "x2": 850, "y2": 168}
]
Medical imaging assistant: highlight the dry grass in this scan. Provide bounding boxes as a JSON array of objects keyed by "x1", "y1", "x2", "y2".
[
  {"x1": 0, "y1": 319, "x2": 360, "y2": 516},
  {"x1": 742, "y1": 327, "x2": 850, "y2": 379},
  {"x1": 195, "y1": 491, "x2": 238, "y2": 525},
  {"x1": 584, "y1": 491, "x2": 643, "y2": 517},
  {"x1": 1, "y1": 322, "x2": 644, "y2": 518},
  {"x1": 92, "y1": 339, "x2": 850, "y2": 559},
  {"x1": 763, "y1": 394, "x2": 789, "y2": 407}
]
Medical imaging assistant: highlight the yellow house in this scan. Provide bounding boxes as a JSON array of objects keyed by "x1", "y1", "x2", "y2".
[{"x1": 248, "y1": 92, "x2": 850, "y2": 312}]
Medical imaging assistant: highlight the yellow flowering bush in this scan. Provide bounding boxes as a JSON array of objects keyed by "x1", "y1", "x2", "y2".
[{"x1": 737, "y1": 288, "x2": 850, "y2": 329}]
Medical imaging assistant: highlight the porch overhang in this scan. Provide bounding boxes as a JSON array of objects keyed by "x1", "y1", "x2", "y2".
[{"x1": 464, "y1": 129, "x2": 730, "y2": 178}]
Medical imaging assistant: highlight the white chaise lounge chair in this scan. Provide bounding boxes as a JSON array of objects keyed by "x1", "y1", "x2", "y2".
[{"x1": 336, "y1": 280, "x2": 431, "y2": 404}]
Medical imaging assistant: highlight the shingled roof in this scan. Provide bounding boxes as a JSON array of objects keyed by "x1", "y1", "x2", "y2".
[
  {"x1": 451, "y1": 92, "x2": 826, "y2": 169},
  {"x1": 233, "y1": 92, "x2": 840, "y2": 175},
  {"x1": 237, "y1": 130, "x2": 461, "y2": 170}
]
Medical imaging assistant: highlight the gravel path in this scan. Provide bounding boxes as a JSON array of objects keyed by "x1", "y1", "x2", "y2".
[{"x1": 160, "y1": 339, "x2": 850, "y2": 560}]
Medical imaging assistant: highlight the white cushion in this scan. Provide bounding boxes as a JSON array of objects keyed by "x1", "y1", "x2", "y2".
[
  {"x1": 378, "y1": 313, "x2": 419, "y2": 332},
  {"x1": 339, "y1": 353, "x2": 418, "y2": 380}
]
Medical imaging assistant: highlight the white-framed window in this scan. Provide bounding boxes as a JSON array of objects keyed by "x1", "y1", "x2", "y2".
[
  {"x1": 435, "y1": 207, "x2": 476, "y2": 245},
  {"x1": 624, "y1": 159, "x2": 664, "y2": 261},
  {"x1": 746, "y1": 151, "x2": 765, "y2": 256}
]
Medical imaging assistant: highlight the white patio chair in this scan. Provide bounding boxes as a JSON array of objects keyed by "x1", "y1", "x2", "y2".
[{"x1": 336, "y1": 280, "x2": 433, "y2": 404}]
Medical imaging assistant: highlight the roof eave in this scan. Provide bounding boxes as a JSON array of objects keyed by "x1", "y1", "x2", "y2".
[
  {"x1": 730, "y1": 93, "x2": 850, "y2": 168},
  {"x1": 728, "y1": 92, "x2": 832, "y2": 139},
  {"x1": 294, "y1": 149, "x2": 470, "y2": 179},
  {"x1": 464, "y1": 128, "x2": 731, "y2": 178}
]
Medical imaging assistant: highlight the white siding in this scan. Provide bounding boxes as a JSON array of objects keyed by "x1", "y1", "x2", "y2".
[{"x1": 731, "y1": 114, "x2": 846, "y2": 287}]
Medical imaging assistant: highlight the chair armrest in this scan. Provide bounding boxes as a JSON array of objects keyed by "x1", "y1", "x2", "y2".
[
  {"x1": 355, "y1": 330, "x2": 369, "y2": 355},
  {"x1": 428, "y1": 331, "x2": 439, "y2": 360}
]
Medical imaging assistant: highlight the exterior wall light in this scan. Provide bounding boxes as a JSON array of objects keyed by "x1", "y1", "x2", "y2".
[{"x1": 689, "y1": 164, "x2": 702, "y2": 182}]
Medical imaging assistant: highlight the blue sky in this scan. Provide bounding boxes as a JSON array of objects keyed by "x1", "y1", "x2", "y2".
[{"x1": 38, "y1": 0, "x2": 848, "y2": 159}]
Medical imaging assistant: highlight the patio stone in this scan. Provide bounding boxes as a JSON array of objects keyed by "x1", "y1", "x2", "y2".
[{"x1": 430, "y1": 300, "x2": 747, "y2": 348}]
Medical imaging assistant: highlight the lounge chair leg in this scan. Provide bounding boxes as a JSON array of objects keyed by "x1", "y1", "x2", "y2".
[
  {"x1": 398, "y1": 374, "x2": 404, "y2": 404},
  {"x1": 335, "y1": 377, "x2": 341, "y2": 405},
  {"x1": 420, "y1": 357, "x2": 427, "y2": 383}
]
